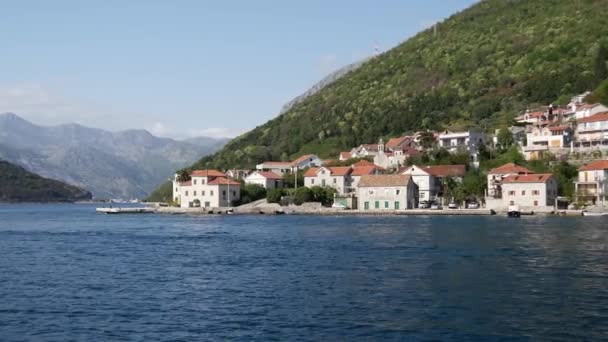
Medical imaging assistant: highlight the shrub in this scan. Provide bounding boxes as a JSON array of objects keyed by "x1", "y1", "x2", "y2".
[
  {"x1": 293, "y1": 187, "x2": 313, "y2": 205},
  {"x1": 266, "y1": 189, "x2": 284, "y2": 204}
]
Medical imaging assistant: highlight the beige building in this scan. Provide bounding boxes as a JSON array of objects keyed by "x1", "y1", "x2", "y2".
[
  {"x1": 501, "y1": 174, "x2": 557, "y2": 212},
  {"x1": 486, "y1": 163, "x2": 533, "y2": 199},
  {"x1": 256, "y1": 154, "x2": 323, "y2": 175},
  {"x1": 575, "y1": 159, "x2": 608, "y2": 205},
  {"x1": 400, "y1": 164, "x2": 466, "y2": 203},
  {"x1": 244, "y1": 171, "x2": 283, "y2": 189},
  {"x1": 173, "y1": 169, "x2": 240, "y2": 208},
  {"x1": 357, "y1": 174, "x2": 418, "y2": 210}
]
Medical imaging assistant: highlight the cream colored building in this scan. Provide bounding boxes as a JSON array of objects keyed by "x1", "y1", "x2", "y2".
[
  {"x1": 303, "y1": 166, "x2": 352, "y2": 194},
  {"x1": 486, "y1": 163, "x2": 533, "y2": 199},
  {"x1": 357, "y1": 174, "x2": 418, "y2": 210},
  {"x1": 173, "y1": 169, "x2": 240, "y2": 208},
  {"x1": 244, "y1": 171, "x2": 283, "y2": 189},
  {"x1": 501, "y1": 174, "x2": 557, "y2": 212},
  {"x1": 575, "y1": 159, "x2": 608, "y2": 205}
]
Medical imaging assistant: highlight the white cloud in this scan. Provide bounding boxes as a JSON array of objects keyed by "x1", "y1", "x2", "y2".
[
  {"x1": 187, "y1": 127, "x2": 245, "y2": 139},
  {"x1": 149, "y1": 122, "x2": 168, "y2": 136}
]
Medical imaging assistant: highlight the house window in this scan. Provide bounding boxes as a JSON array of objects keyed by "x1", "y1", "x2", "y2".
[
  {"x1": 193, "y1": 179, "x2": 197, "y2": 185},
  {"x1": 175, "y1": 188, "x2": 178, "y2": 192},
  {"x1": 375, "y1": 201, "x2": 379, "y2": 209},
  {"x1": 510, "y1": 201, "x2": 514, "y2": 205},
  {"x1": 232, "y1": 191, "x2": 236, "y2": 197},
  {"x1": 508, "y1": 191, "x2": 515, "y2": 196},
  {"x1": 185, "y1": 191, "x2": 189, "y2": 196},
  {"x1": 532, "y1": 190, "x2": 539, "y2": 195},
  {"x1": 534, "y1": 200, "x2": 538, "y2": 206},
  {"x1": 211, "y1": 190, "x2": 214, "y2": 196},
  {"x1": 364, "y1": 202, "x2": 370, "y2": 210},
  {"x1": 333, "y1": 178, "x2": 337, "y2": 184},
  {"x1": 222, "y1": 190, "x2": 226, "y2": 196},
  {"x1": 384, "y1": 201, "x2": 389, "y2": 209},
  {"x1": 322, "y1": 180, "x2": 326, "y2": 187},
  {"x1": 311, "y1": 179, "x2": 315, "y2": 184},
  {"x1": 521, "y1": 190, "x2": 525, "y2": 196},
  {"x1": 202, "y1": 179, "x2": 206, "y2": 185},
  {"x1": 321, "y1": 170, "x2": 325, "y2": 175},
  {"x1": 395, "y1": 201, "x2": 400, "y2": 210},
  {"x1": 396, "y1": 189, "x2": 401, "y2": 195},
  {"x1": 202, "y1": 191, "x2": 205, "y2": 196},
  {"x1": 193, "y1": 191, "x2": 197, "y2": 196}
]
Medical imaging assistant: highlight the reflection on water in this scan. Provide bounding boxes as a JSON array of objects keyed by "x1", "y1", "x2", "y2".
[{"x1": 0, "y1": 204, "x2": 607, "y2": 340}]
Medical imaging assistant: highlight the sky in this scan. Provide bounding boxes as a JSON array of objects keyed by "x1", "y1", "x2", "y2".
[{"x1": 0, "y1": 0, "x2": 477, "y2": 139}]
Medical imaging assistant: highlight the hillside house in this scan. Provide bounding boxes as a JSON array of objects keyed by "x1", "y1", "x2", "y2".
[
  {"x1": 523, "y1": 125, "x2": 572, "y2": 160},
  {"x1": 173, "y1": 169, "x2": 240, "y2": 208},
  {"x1": 373, "y1": 138, "x2": 420, "y2": 170},
  {"x1": 244, "y1": 171, "x2": 283, "y2": 189},
  {"x1": 256, "y1": 154, "x2": 323, "y2": 175},
  {"x1": 574, "y1": 112, "x2": 608, "y2": 148},
  {"x1": 357, "y1": 174, "x2": 418, "y2": 211},
  {"x1": 574, "y1": 103, "x2": 608, "y2": 120},
  {"x1": 575, "y1": 159, "x2": 608, "y2": 205}
]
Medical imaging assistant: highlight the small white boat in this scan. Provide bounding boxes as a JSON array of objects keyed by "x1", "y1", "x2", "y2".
[
  {"x1": 507, "y1": 205, "x2": 521, "y2": 218},
  {"x1": 96, "y1": 207, "x2": 155, "y2": 214},
  {"x1": 582, "y1": 211, "x2": 608, "y2": 217}
]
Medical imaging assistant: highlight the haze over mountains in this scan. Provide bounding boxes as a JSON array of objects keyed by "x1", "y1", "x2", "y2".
[{"x1": 0, "y1": 113, "x2": 228, "y2": 199}]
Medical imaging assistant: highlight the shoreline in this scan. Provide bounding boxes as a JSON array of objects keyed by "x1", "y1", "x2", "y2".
[{"x1": 154, "y1": 206, "x2": 586, "y2": 217}]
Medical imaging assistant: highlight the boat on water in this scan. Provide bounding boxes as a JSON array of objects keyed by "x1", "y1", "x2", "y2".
[
  {"x1": 507, "y1": 205, "x2": 521, "y2": 218},
  {"x1": 96, "y1": 207, "x2": 155, "y2": 214},
  {"x1": 582, "y1": 211, "x2": 608, "y2": 217}
]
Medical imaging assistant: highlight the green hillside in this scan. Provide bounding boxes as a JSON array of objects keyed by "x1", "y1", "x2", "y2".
[
  {"x1": 150, "y1": 0, "x2": 608, "y2": 201},
  {"x1": 0, "y1": 160, "x2": 92, "y2": 202}
]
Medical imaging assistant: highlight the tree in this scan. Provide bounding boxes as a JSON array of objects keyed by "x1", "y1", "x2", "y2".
[
  {"x1": 176, "y1": 170, "x2": 191, "y2": 183},
  {"x1": 496, "y1": 127, "x2": 514, "y2": 152},
  {"x1": 586, "y1": 78, "x2": 608, "y2": 106},
  {"x1": 266, "y1": 189, "x2": 284, "y2": 204},
  {"x1": 283, "y1": 170, "x2": 304, "y2": 188},
  {"x1": 418, "y1": 131, "x2": 437, "y2": 150},
  {"x1": 595, "y1": 43, "x2": 608, "y2": 82},
  {"x1": 240, "y1": 183, "x2": 267, "y2": 204}
]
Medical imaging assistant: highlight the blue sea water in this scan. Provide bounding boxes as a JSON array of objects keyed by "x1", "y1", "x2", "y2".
[{"x1": 0, "y1": 204, "x2": 607, "y2": 341}]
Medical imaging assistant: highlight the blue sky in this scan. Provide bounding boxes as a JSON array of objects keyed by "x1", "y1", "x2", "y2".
[{"x1": 0, "y1": 0, "x2": 477, "y2": 139}]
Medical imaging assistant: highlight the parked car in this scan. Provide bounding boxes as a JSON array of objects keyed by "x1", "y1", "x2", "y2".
[
  {"x1": 448, "y1": 202, "x2": 458, "y2": 209},
  {"x1": 467, "y1": 202, "x2": 480, "y2": 209},
  {"x1": 430, "y1": 203, "x2": 442, "y2": 210},
  {"x1": 419, "y1": 201, "x2": 430, "y2": 209}
]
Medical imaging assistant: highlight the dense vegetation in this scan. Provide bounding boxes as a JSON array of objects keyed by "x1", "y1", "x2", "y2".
[
  {"x1": 151, "y1": 0, "x2": 608, "y2": 200},
  {"x1": 192, "y1": 0, "x2": 608, "y2": 171},
  {"x1": 0, "y1": 160, "x2": 92, "y2": 202}
]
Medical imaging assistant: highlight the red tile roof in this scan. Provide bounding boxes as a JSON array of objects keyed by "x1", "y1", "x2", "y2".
[
  {"x1": 352, "y1": 160, "x2": 375, "y2": 167},
  {"x1": 577, "y1": 103, "x2": 602, "y2": 110},
  {"x1": 422, "y1": 165, "x2": 466, "y2": 177},
  {"x1": 526, "y1": 111, "x2": 545, "y2": 118},
  {"x1": 191, "y1": 169, "x2": 226, "y2": 177},
  {"x1": 291, "y1": 154, "x2": 316, "y2": 166},
  {"x1": 579, "y1": 160, "x2": 608, "y2": 171},
  {"x1": 351, "y1": 165, "x2": 383, "y2": 176},
  {"x1": 578, "y1": 112, "x2": 608, "y2": 124},
  {"x1": 386, "y1": 136, "x2": 412, "y2": 149},
  {"x1": 207, "y1": 177, "x2": 240, "y2": 186},
  {"x1": 254, "y1": 171, "x2": 283, "y2": 179},
  {"x1": 339, "y1": 152, "x2": 352, "y2": 159},
  {"x1": 502, "y1": 173, "x2": 553, "y2": 183},
  {"x1": 358, "y1": 174, "x2": 413, "y2": 187},
  {"x1": 488, "y1": 163, "x2": 533, "y2": 175},
  {"x1": 303, "y1": 166, "x2": 352, "y2": 177},
  {"x1": 260, "y1": 161, "x2": 292, "y2": 166}
]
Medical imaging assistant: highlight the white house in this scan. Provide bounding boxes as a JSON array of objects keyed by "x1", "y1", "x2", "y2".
[
  {"x1": 574, "y1": 103, "x2": 608, "y2": 120},
  {"x1": 357, "y1": 174, "x2": 418, "y2": 210},
  {"x1": 349, "y1": 144, "x2": 382, "y2": 158},
  {"x1": 501, "y1": 174, "x2": 557, "y2": 212},
  {"x1": 437, "y1": 130, "x2": 484, "y2": 167},
  {"x1": 373, "y1": 139, "x2": 420, "y2": 170},
  {"x1": 575, "y1": 159, "x2": 608, "y2": 205},
  {"x1": 173, "y1": 169, "x2": 240, "y2": 208},
  {"x1": 256, "y1": 154, "x2": 323, "y2": 175},
  {"x1": 303, "y1": 166, "x2": 353, "y2": 195},
  {"x1": 400, "y1": 164, "x2": 466, "y2": 203},
  {"x1": 575, "y1": 112, "x2": 608, "y2": 148},
  {"x1": 226, "y1": 169, "x2": 251, "y2": 180},
  {"x1": 244, "y1": 171, "x2": 283, "y2": 189},
  {"x1": 486, "y1": 163, "x2": 533, "y2": 199}
]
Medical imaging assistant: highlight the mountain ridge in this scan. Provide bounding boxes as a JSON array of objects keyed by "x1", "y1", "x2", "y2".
[
  {"x1": 185, "y1": 0, "x2": 608, "y2": 171},
  {"x1": 0, "y1": 113, "x2": 228, "y2": 199}
]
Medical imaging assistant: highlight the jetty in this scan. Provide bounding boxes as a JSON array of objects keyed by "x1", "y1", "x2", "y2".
[{"x1": 96, "y1": 207, "x2": 156, "y2": 214}]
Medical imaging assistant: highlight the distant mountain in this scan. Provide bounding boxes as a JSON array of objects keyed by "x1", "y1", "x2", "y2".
[
  {"x1": 0, "y1": 159, "x2": 92, "y2": 202},
  {"x1": 0, "y1": 113, "x2": 228, "y2": 199}
]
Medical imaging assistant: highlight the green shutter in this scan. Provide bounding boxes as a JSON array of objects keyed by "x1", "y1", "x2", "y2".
[
  {"x1": 364, "y1": 201, "x2": 369, "y2": 210},
  {"x1": 395, "y1": 201, "x2": 400, "y2": 210},
  {"x1": 384, "y1": 201, "x2": 389, "y2": 208},
  {"x1": 375, "y1": 201, "x2": 379, "y2": 209}
]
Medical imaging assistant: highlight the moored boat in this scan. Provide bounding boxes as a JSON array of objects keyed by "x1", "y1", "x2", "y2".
[
  {"x1": 507, "y1": 205, "x2": 521, "y2": 218},
  {"x1": 96, "y1": 207, "x2": 155, "y2": 214},
  {"x1": 582, "y1": 211, "x2": 608, "y2": 217}
]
